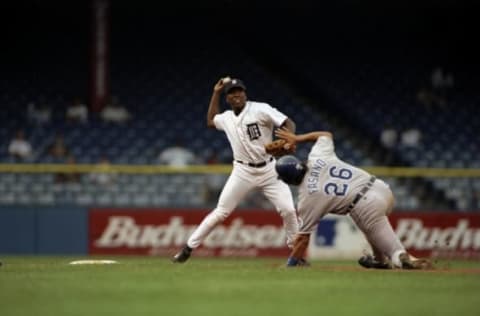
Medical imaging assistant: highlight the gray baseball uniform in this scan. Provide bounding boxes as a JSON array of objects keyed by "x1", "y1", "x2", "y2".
[{"x1": 298, "y1": 135, "x2": 405, "y2": 260}]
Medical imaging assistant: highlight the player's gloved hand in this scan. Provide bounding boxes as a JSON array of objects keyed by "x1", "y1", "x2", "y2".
[{"x1": 265, "y1": 139, "x2": 296, "y2": 157}]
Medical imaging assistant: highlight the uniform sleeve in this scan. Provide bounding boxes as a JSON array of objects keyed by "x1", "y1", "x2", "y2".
[
  {"x1": 311, "y1": 135, "x2": 335, "y2": 157},
  {"x1": 259, "y1": 102, "x2": 288, "y2": 127},
  {"x1": 213, "y1": 112, "x2": 226, "y2": 131}
]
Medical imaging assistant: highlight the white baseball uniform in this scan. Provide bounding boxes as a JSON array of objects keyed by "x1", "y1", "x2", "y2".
[
  {"x1": 297, "y1": 135, "x2": 405, "y2": 262},
  {"x1": 187, "y1": 101, "x2": 299, "y2": 248}
]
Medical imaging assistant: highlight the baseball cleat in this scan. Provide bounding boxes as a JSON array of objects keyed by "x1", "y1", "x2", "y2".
[
  {"x1": 286, "y1": 257, "x2": 310, "y2": 267},
  {"x1": 172, "y1": 245, "x2": 192, "y2": 263},
  {"x1": 399, "y1": 253, "x2": 433, "y2": 270},
  {"x1": 298, "y1": 258, "x2": 311, "y2": 267},
  {"x1": 358, "y1": 254, "x2": 392, "y2": 269}
]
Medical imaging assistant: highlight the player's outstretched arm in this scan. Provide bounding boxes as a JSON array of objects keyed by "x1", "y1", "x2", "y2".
[
  {"x1": 207, "y1": 78, "x2": 227, "y2": 128},
  {"x1": 275, "y1": 127, "x2": 332, "y2": 144},
  {"x1": 281, "y1": 117, "x2": 296, "y2": 133}
]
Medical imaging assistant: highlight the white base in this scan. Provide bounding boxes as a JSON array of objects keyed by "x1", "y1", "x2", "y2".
[{"x1": 69, "y1": 260, "x2": 118, "y2": 265}]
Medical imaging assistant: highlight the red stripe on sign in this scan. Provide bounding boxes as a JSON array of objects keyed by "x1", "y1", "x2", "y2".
[
  {"x1": 89, "y1": 209, "x2": 290, "y2": 257},
  {"x1": 389, "y1": 212, "x2": 480, "y2": 259}
]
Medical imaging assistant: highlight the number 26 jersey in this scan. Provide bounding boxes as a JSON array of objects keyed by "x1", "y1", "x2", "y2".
[{"x1": 298, "y1": 135, "x2": 374, "y2": 218}]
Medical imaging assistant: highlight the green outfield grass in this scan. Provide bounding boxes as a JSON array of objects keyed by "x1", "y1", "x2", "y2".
[{"x1": 0, "y1": 256, "x2": 479, "y2": 316}]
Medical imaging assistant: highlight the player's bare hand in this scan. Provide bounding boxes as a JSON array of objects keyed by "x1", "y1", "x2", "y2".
[
  {"x1": 213, "y1": 79, "x2": 224, "y2": 93},
  {"x1": 275, "y1": 127, "x2": 297, "y2": 144}
]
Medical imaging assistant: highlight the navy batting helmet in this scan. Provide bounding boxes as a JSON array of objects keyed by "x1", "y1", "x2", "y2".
[{"x1": 275, "y1": 155, "x2": 307, "y2": 185}]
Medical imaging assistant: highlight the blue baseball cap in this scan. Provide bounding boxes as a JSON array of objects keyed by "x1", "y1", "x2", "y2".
[{"x1": 224, "y1": 78, "x2": 246, "y2": 94}]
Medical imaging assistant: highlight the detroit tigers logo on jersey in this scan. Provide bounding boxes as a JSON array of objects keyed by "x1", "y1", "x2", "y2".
[
  {"x1": 213, "y1": 101, "x2": 288, "y2": 162},
  {"x1": 246, "y1": 123, "x2": 261, "y2": 140}
]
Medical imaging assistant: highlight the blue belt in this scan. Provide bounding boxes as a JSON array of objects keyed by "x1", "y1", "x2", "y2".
[{"x1": 346, "y1": 176, "x2": 376, "y2": 212}]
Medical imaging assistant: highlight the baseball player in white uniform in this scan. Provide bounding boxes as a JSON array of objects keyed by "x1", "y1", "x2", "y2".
[
  {"x1": 273, "y1": 128, "x2": 432, "y2": 269},
  {"x1": 172, "y1": 77, "x2": 299, "y2": 263}
]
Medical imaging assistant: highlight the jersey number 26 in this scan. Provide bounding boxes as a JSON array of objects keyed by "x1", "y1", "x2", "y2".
[{"x1": 324, "y1": 166, "x2": 353, "y2": 196}]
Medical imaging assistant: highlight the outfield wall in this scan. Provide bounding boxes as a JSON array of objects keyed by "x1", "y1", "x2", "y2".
[
  {"x1": 1, "y1": 207, "x2": 479, "y2": 259},
  {"x1": 0, "y1": 206, "x2": 88, "y2": 254}
]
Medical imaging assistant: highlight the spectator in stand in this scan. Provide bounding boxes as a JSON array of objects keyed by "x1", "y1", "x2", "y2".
[
  {"x1": 27, "y1": 98, "x2": 51, "y2": 125},
  {"x1": 158, "y1": 138, "x2": 197, "y2": 167},
  {"x1": 88, "y1": 156, "x2": 117, "y2": 187},
  {"x1": 417, "y1": 67, "x2": 454, "y2": 111},
  {"x1": 100, "y1": 95, "x2": 132, "y2": 124},
  {"x1": 400, "y1": 127, "x2": 422, "y2": 148},
  {"x1": 431, "y1": 66, "x2": 454, "y2": 107},
  {"x1": 416, "y1": 87, "x2": 437, "y2": 110},
  {"x1": 47, "y1": 133, "x2": 70, "y2": 162},
  {"x1": 66, "y1": 97, "x2": 88, "y2": 124},
  {"x1": 380, "y1": 124, "x2": 398, "y2": 149},
  {"x1": 55, "y1": 155, "x2": 80, "y2": 183},
  {"x1": 431, "y1": 67, "x2": 454, "y2": 93},
  {"x1": 8, "y1": 129, "x2": 33, "y2": 162}
]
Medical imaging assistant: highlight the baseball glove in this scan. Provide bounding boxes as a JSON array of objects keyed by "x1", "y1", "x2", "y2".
[{"x1": 264, "y1": 139, "x2": 295, "y2": 157}]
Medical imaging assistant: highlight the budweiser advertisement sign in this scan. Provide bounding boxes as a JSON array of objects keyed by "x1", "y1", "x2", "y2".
[
  {"x1": 311, "y1": 212, "x2": 480, "y2": 260},
  {"x1": 89, "y1": 209, "x2": 290, "y2": 257},
  {"x1": 390, "y1": 212, "x2": 480, "y2": 259}
]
